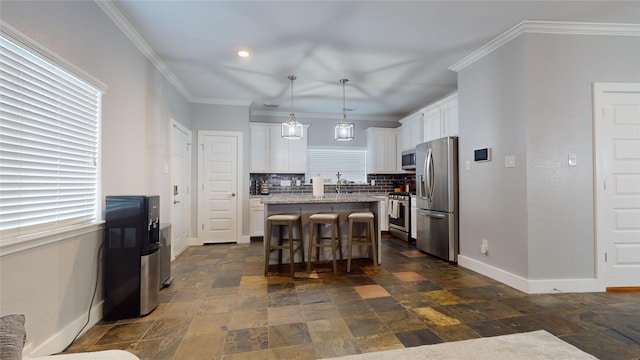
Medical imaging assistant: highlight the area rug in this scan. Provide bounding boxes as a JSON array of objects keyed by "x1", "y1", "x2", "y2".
[{"x1": 324, "y1": 330, "x2": 598, "y2": 360}]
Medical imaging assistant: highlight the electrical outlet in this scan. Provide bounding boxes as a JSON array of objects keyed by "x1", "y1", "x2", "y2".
[{"x1": 481, "y1": 239, "x2": 489, "y2": 254}]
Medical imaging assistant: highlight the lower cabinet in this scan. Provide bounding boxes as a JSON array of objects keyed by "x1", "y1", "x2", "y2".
[{"x1": 249, "y1": 198, "x2": 264, "y2": 237}]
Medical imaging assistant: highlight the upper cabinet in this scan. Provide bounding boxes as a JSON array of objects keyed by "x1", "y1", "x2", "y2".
[
  {"x1": 366, "y1": 127, "x2": 397, "y2": 174},
  {"x1": 397, "y1": 112, "x2": 423, "y2": 152},
  {"x1": 423, "y1": 92, "x2": 458, "y2": 143},
  {"x1": 250, "y1": 123, "x2": 309, "y2": 173}
]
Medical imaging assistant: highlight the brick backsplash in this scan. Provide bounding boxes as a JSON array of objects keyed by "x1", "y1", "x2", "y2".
[{"x1": 250, "y1": 173, "x2": 416, "y2": 195}]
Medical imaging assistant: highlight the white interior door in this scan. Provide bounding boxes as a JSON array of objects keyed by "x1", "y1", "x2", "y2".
[
  {"x1": 170, "y1": 120, "x2": 192, "y2": 258},
  {"x1": 594, "y1": 83, "x2": 640, "y2": 289},
  {"x1": 198, "y1": 131, "x2": 242, "y2": 244}
]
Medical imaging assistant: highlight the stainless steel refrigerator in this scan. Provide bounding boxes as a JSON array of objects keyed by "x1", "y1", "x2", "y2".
[{"x1": 416, "y1": 137, "x2": 459, "y2": 262}]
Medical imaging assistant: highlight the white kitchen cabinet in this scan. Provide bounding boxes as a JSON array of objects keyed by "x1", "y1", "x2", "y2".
[
  {"x1": 423, "y1": 92, "x2": 458, "y2": 143},
  {"x1": 410, "y1": 195, "x2": 416, "y2": 240},
  {"x1": 249, "y1": 198, "x2": 264, "y2": 237},
  {"x1": 398, "y1": 112, "x2": 423, "y2": 152},
  {"x1": 366, "y1": 127, "x2": 397, "y2": 174},
  {"x1": 250, "y1": 124, "x2": 271, "y2": 172},
  {"x1": 250, "y1": 123, "x2": 308, "y2": 173}
]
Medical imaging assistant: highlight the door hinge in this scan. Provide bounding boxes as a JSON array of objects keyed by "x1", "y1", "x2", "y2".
[
  {"x1": 605, "y1": 252, "x2": 607, "y2": 262},
  {"x1": 604, "y1": 180, "x2": 606, "y2": 191},
  {"x1": 201, "y1": 224, "x2": 204, "y2": 230}
]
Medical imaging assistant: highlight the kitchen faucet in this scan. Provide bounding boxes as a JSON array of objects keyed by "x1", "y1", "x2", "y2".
[{"x1": 336, "y1": 172, "x2": 349, "y2": 194}]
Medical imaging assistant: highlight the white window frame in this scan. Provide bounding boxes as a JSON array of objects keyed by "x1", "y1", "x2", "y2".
[
  {"x1": 306, "y1": 147, "x2": 367, "y2": 184},
  {"x1": 0, "y1": 25, "x2": 105, "y2": 254}
]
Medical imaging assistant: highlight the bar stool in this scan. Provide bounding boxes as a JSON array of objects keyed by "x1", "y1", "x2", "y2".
[
  {"x1": 346, "y1": 212, "x2": 377, "y2": 273},
  {"x1": 307, "y1": 213, "x2": 343, "y2": 273},
  {"x1": 264, "y1": 214, "x2": 304, "y2": 277}
]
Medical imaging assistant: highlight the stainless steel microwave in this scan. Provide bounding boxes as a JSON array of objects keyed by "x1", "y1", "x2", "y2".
[{"x1": 401, "y1": 149, "x2": 416, "y2": 170}]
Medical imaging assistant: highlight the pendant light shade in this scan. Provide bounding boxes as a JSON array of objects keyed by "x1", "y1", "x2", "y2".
[
  {"x1": 281, "y1": 75, "x2": 303, "y2": 139},
  {"x1": 335, "y1": 78, "x2": 354, "y2": 141}
]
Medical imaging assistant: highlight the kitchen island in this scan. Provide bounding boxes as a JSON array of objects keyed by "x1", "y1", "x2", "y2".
[{"x1": 261, "y1": 194, "x2": 383, "y2": 266}]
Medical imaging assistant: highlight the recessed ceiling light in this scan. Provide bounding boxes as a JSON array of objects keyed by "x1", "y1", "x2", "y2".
[{"x1": 237, "y1": 50, "x2": 250, "y2": 58}]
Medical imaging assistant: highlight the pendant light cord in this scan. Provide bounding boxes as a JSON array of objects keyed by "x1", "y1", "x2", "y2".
[
  {"x1": 341, "y1": 78, "x2": 348, "y2": 122},
  {"x1": 288, "y1": 75, "x2": 296, "y2": 116}
]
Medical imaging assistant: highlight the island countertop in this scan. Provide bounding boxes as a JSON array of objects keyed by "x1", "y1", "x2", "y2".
[
  {"x1": 260, "y1": 194, "x2": 385, "y2": 205},
  {"x1": 262, "y1": 194, "x2": 384, "y2": 266}
]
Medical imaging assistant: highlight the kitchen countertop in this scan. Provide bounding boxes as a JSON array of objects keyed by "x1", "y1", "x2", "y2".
[{"x1": 260, "y1": 194, "x2": 385, "y2": 204}]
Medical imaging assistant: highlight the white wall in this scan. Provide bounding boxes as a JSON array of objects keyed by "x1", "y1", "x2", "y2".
[
  {"x1": 0, "y1": 1, "x2": 190, "y2": 355},
  {"x1": 458, "y1": 31, "x2": 640, "y2": 292}
]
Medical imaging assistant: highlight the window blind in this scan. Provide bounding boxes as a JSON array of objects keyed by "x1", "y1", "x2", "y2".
[
  {"x1": 0, "y1": 35, "x2": 101, "y2": 238},
  {"x1": 306, "y1": 148, "x2": 367, "y2": 184}
]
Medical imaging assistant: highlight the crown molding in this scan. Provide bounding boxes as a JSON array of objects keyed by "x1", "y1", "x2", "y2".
[
  {"x1": 191, "y1": 97, "x2": 253, "y2": 106},
  {"x1": 450, "y1": 21, "x2": 640, "y2": 72},
  {"x1": 95, "y1": 0, "x2": 193, "y2": 101},
  {"x1": 251, "y1": 110, "x2": 397, "y2": 122}
]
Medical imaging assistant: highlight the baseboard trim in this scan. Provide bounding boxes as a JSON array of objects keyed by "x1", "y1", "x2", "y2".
[
  {"x1": 26, "y1": 300, "x2": 103, "y2": 357},
  {"x1": 458, "y1": 255, "x2": 601, "y2": 294}
]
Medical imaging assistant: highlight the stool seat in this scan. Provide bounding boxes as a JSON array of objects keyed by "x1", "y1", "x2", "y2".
[
  {"x1": 265, "y1": 213, "x2": 304, "y2": 277},
  {"x1": 348, "y1": 212, "x2": 374, "y2": 219},
  {"x1": 310, "y1": 213, "x2": 339, "y2": 221},
  {"x1": 307, "y1": 213, "x2": 343, "y2": 273},
  {"x1": 268, "y1": 214, "x2": 301, "y2": 221},
  {"x1": 347, "y1": 211, "x2": 377, "y2": 273}
]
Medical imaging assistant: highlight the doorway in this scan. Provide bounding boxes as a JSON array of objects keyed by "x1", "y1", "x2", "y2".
[
  {"x1": 197, "y1": 131, "x2": 243, "y2": 244},
  {"x1": 594, "y1": 82, "x2": 640, "y2": 289},
  {"x1": 170, "y1": 120, "x2": 192, "y2": 258}
]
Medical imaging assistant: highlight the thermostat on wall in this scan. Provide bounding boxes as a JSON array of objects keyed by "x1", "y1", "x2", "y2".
[{"x1": 474, "y1": 148, "x2": 491, "y2": 162}]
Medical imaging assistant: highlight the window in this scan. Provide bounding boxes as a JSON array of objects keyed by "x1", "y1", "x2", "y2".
[
  {"x1": 306, "y1": 148, "x2": 367, "y2": 184},
  {"x1": 0, "y1": 34, "x2": 101, "y2": 241}
]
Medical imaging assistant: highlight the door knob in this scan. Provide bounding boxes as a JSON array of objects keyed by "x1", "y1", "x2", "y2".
[
  {"x1": 173, "y1": 200, "x2": 180, "y2": 204},
  {"x1": 231, "y1": 193, "x2": 236, "y2": 197}
]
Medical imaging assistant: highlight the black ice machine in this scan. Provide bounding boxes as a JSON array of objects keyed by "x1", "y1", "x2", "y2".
[{"x1": 104, "y1": 195, "x2": 160, "y2": 320}]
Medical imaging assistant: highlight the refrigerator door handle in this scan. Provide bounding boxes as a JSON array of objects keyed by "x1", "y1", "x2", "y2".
[
  {"x1": 419, "y1": 147, "x2": 429, "y2": 200},
  {"x1": 426, "y1": 148, "x2": 435, "y2": 202},
  {"x1": 418, "y1": 210, "x2": 445, "y2": 219}
]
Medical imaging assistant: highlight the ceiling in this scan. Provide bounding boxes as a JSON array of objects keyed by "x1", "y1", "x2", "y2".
[{"x1": 109, "y1": 1, "x2": 640, "y2": 120}]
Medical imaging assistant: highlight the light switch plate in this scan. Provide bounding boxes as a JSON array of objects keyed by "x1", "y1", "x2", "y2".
[
  {"x1": 504, "y1": 155, "x2": 516, "y2": 168},
  {"x1": 465, "y1": 160, "x2": 471, "y2": 171},
  {"x1": 568, "y1": 154, "x2": 577, "y2": 166}
]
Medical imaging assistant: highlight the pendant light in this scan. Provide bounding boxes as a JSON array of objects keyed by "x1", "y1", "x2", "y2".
[
  {"x1": 281, "y1": 75, "x2": 303, "y2": 139},
  {"x1": 335, "y1": 78, "x2": 354, "y2": 141}
]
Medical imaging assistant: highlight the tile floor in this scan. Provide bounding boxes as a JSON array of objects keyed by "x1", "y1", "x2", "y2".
[{"x1": 64, "y1": 237, "x2": 640, "y2": 360}]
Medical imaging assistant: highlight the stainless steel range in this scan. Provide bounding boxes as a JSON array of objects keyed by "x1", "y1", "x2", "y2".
[{"x1": 388, "y1": 192, "x2": 411, "y2": 242}]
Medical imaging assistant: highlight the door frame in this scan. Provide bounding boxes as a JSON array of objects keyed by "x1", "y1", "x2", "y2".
[
  {"x1": 197, "y1": 130, "x2": 244, "y2": 244},
  {"x1": 170, "y1": 119, "x2": 192, "y2": 258},
  {"x1": 593, "y1": 82, "x2": 640, "y2": 290}
]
